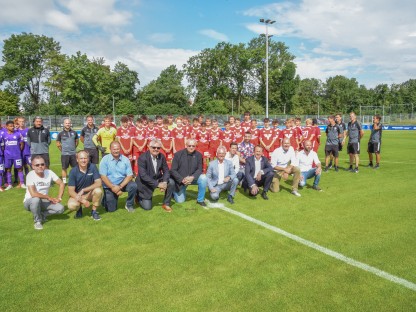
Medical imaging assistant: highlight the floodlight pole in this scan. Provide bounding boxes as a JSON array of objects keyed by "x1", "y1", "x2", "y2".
[{"x1": 260, "y1": 18, "x2": 275, "y2": 118}]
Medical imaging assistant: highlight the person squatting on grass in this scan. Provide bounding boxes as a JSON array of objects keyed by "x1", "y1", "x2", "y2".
[
  {"x1": 169, "y1": 138, "x2": 208, "y2": 207},
  {"x1": 206, "y1": 146, "x2": 239, "y2": 204},
  {"x1": 67, "y1": 150, "x2": 103, "y2": 221},
  {"x1": 135, "y1": 138, "x2": 174, "y2": 212},
  {"x1": 295, "y1": 140, "x2": 322, "y2": 192},
  {"x1": 270, "y1": 138, "x2": 301, "y2": 197},
  {"x1": 23, "y1": 155, "x2": 65, "y2": 230},
  {"x1": 242, "y1": 145, "x2": 274, "y2": 200},
  {"x1": 99, "y1": 141, "x2": 138, "y2": 213}
]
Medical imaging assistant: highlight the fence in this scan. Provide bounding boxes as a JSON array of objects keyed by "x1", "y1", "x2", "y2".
[{"x1": 1, "y1": 113, "x2": 416, "y2": 129}]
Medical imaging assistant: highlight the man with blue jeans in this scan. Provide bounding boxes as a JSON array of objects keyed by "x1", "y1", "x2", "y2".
[
  {"x1": 169, "y1": 138, "x2": 207, "y2": 206},
  {"x1": 296, "y1": 140, "x2": 322, "y2": 192},
  {"x1": 99, "y1": 141, "x2": 137, "y2": 212}
]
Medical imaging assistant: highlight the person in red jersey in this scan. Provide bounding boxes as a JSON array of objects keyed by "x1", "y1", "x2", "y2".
[
  {"x1": 272, "y1": 119, "x2": 282, "y2": 151},
  {"x1": 209, "y1": 119, "x2": 223, "y2": 160},
  {"x1": 281, "y1": 119, "x2": 298, "y2": 151},
  {"x1": 294, "y1": 117, "x2": 304, "y2": 150},
  {"x1": 228, "y1": 116, "x2": 236, "y2": 129},
  {"x1": 183, "y1": 116, "x2": 192, "y2": 134},
  {"x1": 196, "y1": 122, "x2": 210, "y2": 173},
  {"x1": 132, "y1": 118, "x2": 147, "y2": 176},
  {"x1": 302, "y1": 118, "x2": 316, "y2": 146},
  {"x1": 205, "y1": 117, "x2": 212, "y2": 131},
  {"x1": 221, "y1": 121, "x2": 234, "y2": 150},
  {"x1": 233, "y1": 118, "x2": 244, "y2": 144},
  {"x1": 141, "y1": 115, "x2": 148, "y2": 129},
  {"x1": 116, "y1": 116, "x2": 133, "y2": 164},
  {"x1": 155, "y1": 115, "x2": 164, "y2": 130},
  {"x1": 241, "y1": 111, "x2": 252, "y2": 133},
  {"x1": 146, "y1": 119, "x2": 159, "y2": 141},
  {"x1": 249, "y1": 119, "x2": 260, "y2": 146},
  {"x1": 311, "y1": 118, "x2": 321, "y2": 153},
  {"x1": 127, "y1": 114, "x2": 135, "y2": 130},
  {"x1": 198, "y1": 114, "x2": 204, "y2": 125},
  {"x1": 189, "y1": 117, "x2": 200, "y2": 139},
  {"x1": 158, "y1": 118, "x2": 173, "y2": 168},
  {"x1": 172, "y1": 116, "x2": 187, "y2": 153},
  {"x1": 260, "y1": 118, "x2": 275, "y2": 160}
]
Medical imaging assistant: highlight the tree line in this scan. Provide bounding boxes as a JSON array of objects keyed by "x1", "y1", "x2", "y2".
[{"x1": 1, "y1": 32, "x2": 415, "y2": 116}]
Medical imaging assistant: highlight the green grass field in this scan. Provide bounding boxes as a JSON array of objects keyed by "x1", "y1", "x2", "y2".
[{"x1": 1, "y1": 131, "x2": 416, "y2": 311}]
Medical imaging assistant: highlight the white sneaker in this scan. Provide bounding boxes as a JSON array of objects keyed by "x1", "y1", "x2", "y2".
[
  {"x1": 21, "y1": 184, "x2": 27, "y2": 189},
  {"x1": 62, "y1": 178, "x2": 67, "y2": 184},
  {"x1": 291, "y1": 190, "x2": 301, "y2": 197},
  {"x1": 5, "y1": 185, "x2": 13, "y2": 191},
  {"x1": 34, "y1": 222, "x2": 43, "y2": 230}
]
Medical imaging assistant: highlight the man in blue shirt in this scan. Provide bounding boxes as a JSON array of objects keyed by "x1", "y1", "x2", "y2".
[
  {"x1": 99, "y1": 141, "x2": 137, "y2": 213},
  {"x1": 68, "y1": 150, "x2": 103, "y2": 220}
]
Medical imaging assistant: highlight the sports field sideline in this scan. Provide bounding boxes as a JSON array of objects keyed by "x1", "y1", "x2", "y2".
[{"x1": 0, "y1": 130, "x2": 415, "y2": 311}]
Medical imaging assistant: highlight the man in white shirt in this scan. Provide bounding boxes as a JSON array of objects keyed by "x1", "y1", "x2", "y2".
[
  {"x1": 270, "y1": 138, "x2": 301, "y2": 196},
  {"x1": 296, "y1": 140, "x2": 322, "y2": 192},
  {"x1": 225, "y1": 142, "x2": 244, "y2": 183},
  {"x1": 207, "y1": 146, "x2": 239, "y2": 204},
  {"x1": 23, "y1": 155, "x2": 65, "y2": 230}
]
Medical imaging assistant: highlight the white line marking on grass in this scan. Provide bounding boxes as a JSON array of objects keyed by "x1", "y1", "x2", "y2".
[{"x1": 206, "y1": 201, "x2": 416, "y2": 292}]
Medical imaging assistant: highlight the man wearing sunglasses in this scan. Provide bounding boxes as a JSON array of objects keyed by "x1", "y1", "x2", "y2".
[
  {"x1": 136, "y1": 139, "x2": 174, "y2": 212},
  {"x1": 23, "y1": 155, "x2": 65, "y2": 230},
  {"x1": 170, "y1": 138, "x2": 207, "y2": 206}
]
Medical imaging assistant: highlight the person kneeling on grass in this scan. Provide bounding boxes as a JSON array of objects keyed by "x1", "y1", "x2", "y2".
[
  {"x1": 207, "y1": 146, "x2": 239, "y2": 204},
  {"x1": 67, "y1": 150, "x2": 103, "y2": 221},
  {"x1": 296, "y1": 140, "x2": 322, "y2": 192},
  {"x1": 23, "y1": 155, "x2": 65, "y2": 230}
]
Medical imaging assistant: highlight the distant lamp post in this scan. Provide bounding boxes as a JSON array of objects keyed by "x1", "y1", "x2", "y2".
[{"x1": 260, "y1": 18, "x2": 275, "y2": 118}]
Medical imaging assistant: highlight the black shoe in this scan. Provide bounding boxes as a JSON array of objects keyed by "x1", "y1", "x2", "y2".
[
  {"x1": 197, "y1": 201, "x2": 207, "y2": 207},
  {"x1": 373, "y1": 164, "x2": 380, "y2": 169},
  {"x1": 347, "y1": 166, "x2": 353, "y2": 172},
  {"x1": 353, "y1": 168, "x2": 359, "y2": 173},
  {"x1": 261, "y1": 191, "x2": 269, "y2": 200},
  {"x1": 324, "y1": 167, "x2": 328, "y2": 172},
  {"x1": 227, "y1": 195, "x2": 234, "y2": 204},
  {"x1": 367, "y1": 162, "x2": 373, "y2": 167},
  {"x1": 328, "y1": 161, "x2": 333, "y2": 169},
  {"x1": 334, "y1": 166, "x2": 339, "y2": 172},
  {"x1": 75, "y1": 208, "x2": 83, "y2": 219}
]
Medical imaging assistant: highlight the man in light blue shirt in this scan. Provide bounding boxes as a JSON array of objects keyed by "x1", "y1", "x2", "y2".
[{"x1": 99, "y1": 141, "x2": 137, "y2": 212}]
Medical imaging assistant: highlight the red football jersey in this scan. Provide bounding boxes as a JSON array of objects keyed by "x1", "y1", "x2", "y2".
[
  {"x1": 312, "y1": 126, "x2": 321, "y2": 152},
  {"x1": 209, "y1": 128, "x2": 222, "y2": 152},
  {"x1": 158, "y1": 128, "x2": 172, "y2": 152},
  {"x1": 233, "y1": 126, "x2": 244, "y2": 144},
  {"x1": 260, "y1": 128, "x2": 274, "y2": 147},
  {"x1": 241, "y1": 120, "x2": 252, "y2": 133},
  {"x1": 302, "y1": 126, "x2": 315, "y2": 142},
  {"x1": 117, "y1": 126, "x2": 133, "y2": 155},
  {"x1": 189, "y1": 126, "x2": 200, "y2": 139},
  {"x1": 249, "y1": 128, "x2": 260, "y2": 146},
  {"x1": 272, "y1": 128, "x2": 282, "y2": 150},
  {"x1": 221, "y1": 130, "x2": 234, "y2": 149},
  {"x1": 282, "y1": 128, "x2": 298, "y2": 150},
  {"x1": 146, "y1": 127, "x2": 159, "y2": 141},
  {"x1": 172, "y1": 126, "x2": 187, "y2": 152},
  {"x1": 132, "y1": 127, "x2": 147, "y2": 154},
  {"x1": 196, "y1": 130, "x2": 210, "y2": 157}
]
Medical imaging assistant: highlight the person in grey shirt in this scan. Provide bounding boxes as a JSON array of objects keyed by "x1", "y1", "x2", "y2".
[
  {"x1": 367, "y1": 114, "x2": 383, "y2": 169},
  {"x1": 80, "y1": 115, "x2": 99, "y2": 164},
  {"x1": 56, "y1": 118, "x2": 79, "y2": 183},
  {"x1": 27, "y1": 116, "x2": 51, "y2": 167},
  {"x1": 324, "y1": 115, "x2": 341, "y2": 172},
  {"x1": 328, "y1": 113, "x2": 347, "y2": 168},
  {"x1": 346, "y1": 112, "x2": 364, "y2": 173}
]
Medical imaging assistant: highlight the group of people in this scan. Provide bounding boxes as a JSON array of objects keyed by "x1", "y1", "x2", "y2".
[{"x1": 0, "y1": 111, "x2": 382, "y2": 230}]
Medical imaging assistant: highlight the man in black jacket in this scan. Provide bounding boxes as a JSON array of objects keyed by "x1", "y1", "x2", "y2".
[
  {"x1": 27, "y1": 117, "x2": 51, "y2": 168},
  {"x1": 242, "y1": 145, "x2": 274, "y2": 200},
  {"x1": 169, "y1": 138, "x2": 207, "y2": 207},
  {"x1": 136, "y1": 139, "x2": 174, "y2": 212}
]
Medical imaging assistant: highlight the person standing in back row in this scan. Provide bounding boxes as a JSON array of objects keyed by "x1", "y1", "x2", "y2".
[
  {"x1": 346, "y1": 112, "x2": 364, "y2": 173},
  {"x1": 80, "y1": 115, "x2": 99, "y2": 164},
  {"x1": 367, "y1": 114, "x2": 382, "y2": 169},
  {"x1": 56, "y1": 118, "x2": 79, "y2": 183},
  {"x1": 27, "y1": 116, "x2": 51, "y2": 168}
]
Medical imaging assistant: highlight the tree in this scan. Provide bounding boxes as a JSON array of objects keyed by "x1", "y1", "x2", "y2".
[
  {"x1": 0, "y1": 90, "x2": 19, "y2": 115},
  {"x1": 0, "y1": 33, "x2": 61, "y2": 113},
  {"x1": 324, "y1": 75, "x2": 360, "y2": 113}
]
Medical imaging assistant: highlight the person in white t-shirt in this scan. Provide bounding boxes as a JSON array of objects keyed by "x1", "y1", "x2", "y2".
[
  {"x1": 270, "y1": 138, "x2": 301, "y2": 196},
  {"x1": 23, "y1": 155, "x2": 65, "y2": 230},
  {"x1": 225, "y1": 142, "x2": 244, "y2": 183},
  {"x1": 295, "y1": 140, "x2": 322, "y2": 192}
]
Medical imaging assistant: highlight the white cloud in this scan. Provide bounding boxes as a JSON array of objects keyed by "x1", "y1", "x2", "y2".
[
  {"x1": 199, "y1": 29, "x2": 229, "y2": 42},
  {"x1": 244, "y1": 0, "x2": 416, "y2": 86},
  {"x1": 148, "y1": 33, "x2": 174, "y2": 43}
]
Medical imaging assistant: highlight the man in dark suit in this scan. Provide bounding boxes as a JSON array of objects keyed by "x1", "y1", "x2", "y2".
[
  {"x1": 136, "y1": 139, "x2": 174, "y2": 212},
  {"x1": 243, "y1": 145, "x2": 274, "y2": 200},
  {"x1": 169, "y1": 138, "x2": 207, "y2": 207}
]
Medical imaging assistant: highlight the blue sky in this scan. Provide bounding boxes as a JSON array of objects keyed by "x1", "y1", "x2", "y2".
[{"x1": 1, "y1": 0, "x2": 416, "y2": 88}]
